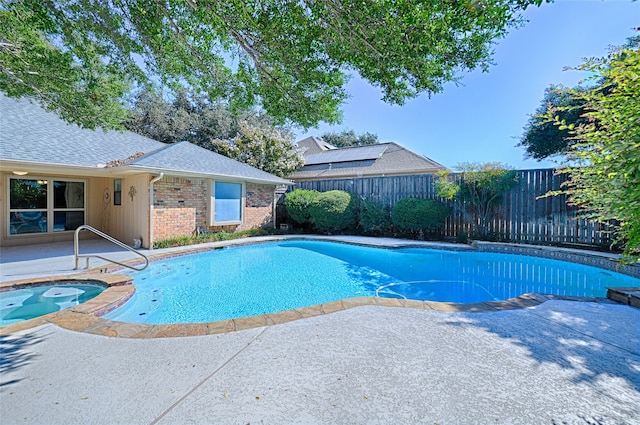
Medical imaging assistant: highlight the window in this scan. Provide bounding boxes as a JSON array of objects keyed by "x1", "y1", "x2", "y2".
[
  {"x1": 52, "y1": 181, "x2": 85, "y2": 232},
  {"x1": 113, "y1": 179, "x2": 122, "y2": 206},
  {"x1": 8, "y1": 177, "x2": 85, "y2": 235},
  {"x1": 211, "y1": 181, "x2": 243, "y2": 225},
  {"x1": 9, "y1": 179, "x2": 47, "y2": 234}
]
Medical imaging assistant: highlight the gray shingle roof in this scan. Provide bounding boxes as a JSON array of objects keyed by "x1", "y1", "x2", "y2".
[
  {"x1": 0, "y1": 94, "x2": 290, "y2": 185},
  {"x1": 289, "y1": 142, "x2": 447, "y2": 180},
  {"x1": 130, "y1": 142, "x2": 291, "y2": 184},
  {"x1": 296, "y1": 136, "x2": 336, "y2": 155},
  {"x1": 0, "y1": 94, "x2": 165, "y2": 168}
]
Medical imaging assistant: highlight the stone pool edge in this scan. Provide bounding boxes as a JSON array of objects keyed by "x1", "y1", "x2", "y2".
[
  {"x1": 0, "y1": 276, "x2": 619, "y2": 339},
  {"x1": 1, "y1": 236, "x2": 637, "y2": 338}
]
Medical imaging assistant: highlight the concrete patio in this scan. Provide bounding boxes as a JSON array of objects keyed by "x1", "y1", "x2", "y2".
[
  {"x1": 0, "y1": 238, "x2": 154, "y2": 282},
  {"x1": 1, "y1": 300, "x2": 638, "y2": 424},
  {"x1": 1, "y1": 238, "x2": 639, "y2": 424}
]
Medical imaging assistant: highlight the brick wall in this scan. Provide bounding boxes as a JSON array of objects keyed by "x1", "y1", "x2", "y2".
[
  {"x1": 153, "y1": 177, "x2": 207, "y2": 241},
  {"x1": 239, "y1": 183, "x2": 275, "y2": 231},
  {"x1": 152, "y1": 177, "x2": 275, "y2": 243}
]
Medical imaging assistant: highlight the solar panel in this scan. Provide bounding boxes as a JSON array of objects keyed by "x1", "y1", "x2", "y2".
[{"x1": 304, "y1": 145, "x2": 387, "y2": 165}]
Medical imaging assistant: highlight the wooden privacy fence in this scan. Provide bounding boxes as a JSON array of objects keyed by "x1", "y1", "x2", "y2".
[{"x1": 293, "y1": 168, "x2": 616, "y2": 248}]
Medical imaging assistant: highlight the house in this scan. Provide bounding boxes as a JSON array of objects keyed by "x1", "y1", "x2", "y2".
[
  {"x1": 295, "y1": 136, "x2": 338, "y2": 155},
  {"x1": 289, "y1": 136, "x2": 447, "y2": 181},
  {"x1": 0, "y1": 94, "x2": 292, "y2": 248}
]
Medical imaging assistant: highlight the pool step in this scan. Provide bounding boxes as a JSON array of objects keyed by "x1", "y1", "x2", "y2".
[{"x1": 607, "y1": 287, "x2": 640, "y2": 309}]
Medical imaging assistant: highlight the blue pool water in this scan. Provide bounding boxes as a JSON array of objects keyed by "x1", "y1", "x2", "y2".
[
  {"x1": 103, "y1": 240, "x2": 640, "y2": 325},
  {"x1": 0, "y1": 284, "x2": 105, "y2": 326}
]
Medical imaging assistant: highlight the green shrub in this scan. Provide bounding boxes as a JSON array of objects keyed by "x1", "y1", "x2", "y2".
[
  {"x1": 309, "y1": 190, "x2": 356, "y2": 233},
  {"x1": 456, "y1": 231, "x2": 469, "y2": 244},
  {"x1": 358, "y1": 198, "x2": 392, "y2": 235},
  {"x1": 284, "y1": 189, "x2": 318, "y2": 225},
  {"x1": 391, "y1": 198, "x2": 450, "y2": 238}
]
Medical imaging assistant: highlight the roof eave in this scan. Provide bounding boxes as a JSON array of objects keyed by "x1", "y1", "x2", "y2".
[
  {"x1": 126, "y1": 165, "x2": 293, "y2": 186},
  {"x1": 0, "y1": 160, "x2": 293, "y2": 185},
  {"x1": 0, "y1": 159, "x2": 129, "y2": 177}
]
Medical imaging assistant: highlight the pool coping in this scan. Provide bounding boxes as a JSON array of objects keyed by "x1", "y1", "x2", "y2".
[{"x1": 0, "y1": 236, "x2": 637, "y2": 338}]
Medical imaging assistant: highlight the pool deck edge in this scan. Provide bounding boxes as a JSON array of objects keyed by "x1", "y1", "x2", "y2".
[
  {"x1": 1, "y1": 236, "x2": 638, "y2": 338},
  {"x1": 0, "y1": 278, "x2": 623, "y2": 338}
]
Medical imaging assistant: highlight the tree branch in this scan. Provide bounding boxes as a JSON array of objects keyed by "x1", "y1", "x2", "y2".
[{"x1": 153, "y1": 0, "x2": 224, "y2": 83}]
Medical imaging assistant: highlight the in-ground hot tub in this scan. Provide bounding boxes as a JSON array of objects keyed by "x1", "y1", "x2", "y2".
[{"x1": 0, "y1": 282, "x2": 106, "y2": 326}]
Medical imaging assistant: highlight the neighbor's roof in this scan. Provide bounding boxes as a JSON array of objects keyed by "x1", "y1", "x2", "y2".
[
  {"x1": 296, "y1": 136, "x2": 336, "y2": 155},
  {"x1": 304, "y1": 144, "x2": 387, "y2": 165},
  {"x1": 288, "y1": 142, "x2": 447, "y2": 180},
  {"x1": 0, "y1": 94, "x2": 290, "y2": 185}
]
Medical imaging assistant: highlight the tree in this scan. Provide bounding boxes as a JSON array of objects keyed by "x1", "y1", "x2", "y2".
[
  {"x1": 436, "y1": 162, "x2": 518, "y2": 238},
  {"x1": 519, "y1": 35, "x2": 640, "y2": 161},
  {"x1": 518, "y1": 85, "x2": 589, "y2": 160},
  {"x1": 321, "y1": 130, "x2": 379, "y2": 148},
  {"x1": 546, "y1": 42, "x2": 640, "y2": 261},
  {"x1": 126, "y1": 88, "x2": 244, "y2": 144},
  {"x1": 1, "y1": 1, "x2": 544, "y2": 130},
  {"x1": 126, "y1": 88, "x2": 302, "y2": 177},
  {"x1": 0, "y1": 3, "x2": 130, "y2": 129},
  {"x1": 212, "y1": 121, "x2": 303, "y2": 178},
  {"x1": 126, "y1": 89, "x2": 199, "y2": 144}
]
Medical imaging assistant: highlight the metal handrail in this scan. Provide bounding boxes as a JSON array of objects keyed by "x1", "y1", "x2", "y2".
[{"x1": 74, "y1": 225, "x2": 149, "y2": 271}]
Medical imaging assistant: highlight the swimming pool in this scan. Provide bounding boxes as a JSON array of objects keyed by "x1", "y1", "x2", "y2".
[
  {"x1": 103, "y1": 240, "x2": 640, "y2": 324},
  {"x1": 0, "y1": 283, "x2": 105, "y2": 326}
]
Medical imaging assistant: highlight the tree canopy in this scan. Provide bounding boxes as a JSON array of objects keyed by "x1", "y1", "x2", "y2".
[
  {"x1": 126, "y1": 88, "x2": 266, "y2": 144},
  {"x1": 125, "y1": 88, "x2": 302, "y2": 177},
  {"x1": 519, "y1": 35, "x2": 640, "y2": 161},
  {"x1": 320, "y1": 130, "x2": 379, "y2": 148},
  {"x1": 518, "y1": 85, "x2": 589, "y2": 160},
  {"x1": 436, "y1": 162, "x2": 518, "y2": 238},
  {"x1": 212, "y1": 121, "x2": 303, "y2": 178},
  {"x1": 1, "y1": 0, "x2": 543, "y2": 130},
  {"x1": 546, "y1": 41, "x2": 640, "y2": 261}
]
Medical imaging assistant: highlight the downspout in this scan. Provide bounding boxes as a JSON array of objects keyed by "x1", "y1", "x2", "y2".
[{"x1": 148, "y1": 173, "x2": 164, "y2": 250}]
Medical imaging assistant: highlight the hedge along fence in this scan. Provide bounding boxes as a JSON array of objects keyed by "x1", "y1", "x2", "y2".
[{"x1": 292, "y1": 168, "x2": 617, "y2": 248}]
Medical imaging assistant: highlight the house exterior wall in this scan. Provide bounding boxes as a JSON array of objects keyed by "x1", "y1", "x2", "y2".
[
  {"x1": 0, "y1": 172, "x2": 113, "y2": 247},
  {"x1": 1, "y1": 172, "x2": 152, "y2": 248},
  {"x1": 152, "y1": 177, "x2": 208, "y2": 242},
  {"x1": 151, "y1": 178, "x2": 276, "y2": 245},
  {"x1": 240, "y1": 183, "x2": 276, "y2": 231},
  {"x1": 1, "y1": 170, "x2": 277, "y2": 248},
  {"x1": 106, "y1": 174, "x2": 151, "y2": 247}
]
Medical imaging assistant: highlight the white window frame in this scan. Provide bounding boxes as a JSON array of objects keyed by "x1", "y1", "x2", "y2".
[
  {"x1": 208, "y1": 180, "x2": 245, "y2": 226},
  {"x1": 7, "y1": 176, "x2": 87, "y2": 236}
]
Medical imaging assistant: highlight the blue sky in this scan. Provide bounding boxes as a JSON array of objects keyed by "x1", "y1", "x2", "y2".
[{"x1": 296, "y1": 0, "x2": 639, "y2": 170}]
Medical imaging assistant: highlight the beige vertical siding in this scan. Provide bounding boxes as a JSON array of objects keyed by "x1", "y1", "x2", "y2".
[
  {"x1": 1, "y1": 172, "x2": 111, "y2": 246},
  {"x1": 109, "y1": 174, "x2": 150, "y2": 247}
]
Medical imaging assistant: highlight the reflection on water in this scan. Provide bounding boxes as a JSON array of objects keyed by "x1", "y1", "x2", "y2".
[
  {"x1": 106, "y1": 240, "x2": 639, "y2": 324},
  {"x1": 283, "y1": 241, "x2": 638, "y2": 303}
]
